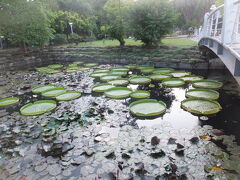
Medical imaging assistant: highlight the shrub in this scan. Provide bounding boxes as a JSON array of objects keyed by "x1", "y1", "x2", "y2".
[
  {"x1": 52, "y1": 34, "x2": 68, "y2": 45},
  {"x1": 68, "y1": 33, "x2": 83, "y2": 45}
]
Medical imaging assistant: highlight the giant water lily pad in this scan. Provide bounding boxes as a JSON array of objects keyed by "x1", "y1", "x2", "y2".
[
  {"x1": 105, "y1": 87, "x2": 132, "y2": 99},
  {"x1": 94, "y1": 69, "x2": 110, "y2": 73},
  {"x1": 84, "y1": 63, "x2": 99, "y2": 67},
  {"x1": 73, "y1": 61, "x2": 84, "y2": 65},
  {"x1": 181, "y1": 75, "x2": 204, "y2": 82},
  {"x1": 48, "y1": 64, "x2": 63, "y2": 69},
  {"x1": 186, "y1": 89, "x2": 219, "y2": 100},
  {"x1": 0, "y1": 97, "x2": 19, "y2": 107},
  {"x1": 192, "y1": 80, "x2": 223, "y2": 89},
  {"x1": 181, "y1": 98, "x2": 222, "y2": 115},
  {"x1": 108, "y1": 78, "x2": 129, "y2": 86},
  {"x1": 92, "y1": 84, "x2": 115, "y2": 92},
  {"x1": 140, "y1": 68, "x2": 155, "y2": 73},
  {"x1": 162, "y1": 78, "x2": 185, "y2": 87},
  {"x1": 36, "y1": 67, "x2": 51, "y2": 73},
  {"x1": 100, "y1": 75, "x2": 121, "y2": 82},
  {"x1": 32, "y1": 84, "x2": 56, "y2": 94},
  {"x1": 171, "y1": 71, "x2": 191, "y2": 78},
  {"x1": 56, "y1": 91, "x2": 81, "y2": 101},
  {"x1": 150, "y1": 74, "x2": 172, "y2": 81},
  {"x1": 68, "y1": 64, "x2": 79, "y2": 68},
  {"x1": 109, "y1": 71, "x2": 128, "y2": 76},
  {"x1": 41, "y1": 88, "x2": 67, "y2": 97},
  {"x1": 129, "y1": 76, "x2": 151, "y2": 84},
  {"x1": 130, "y1": 91, "x2": 150, "y2": 99},
  {"x1": 112, "y1": 67, "x2": 129, "y2": 71},
  {"x1": 153, "y1": 68, "x2": 175, "y2": 74},
  {"x1": 129, "y1": 99, "x2": 166, "y2": 117},
  {"x1": 20, "y1": 100, "x2": 57, "y2": 116},
  {"x1": 90, "y1": 72, "x2": 109, "y2": 78},
  {"x1": 124, "y1": 65, "x2": 136, "y2": 69}
]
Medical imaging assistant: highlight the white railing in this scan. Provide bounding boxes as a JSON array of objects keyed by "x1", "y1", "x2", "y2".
[{"x1": 200, "y1": 0, "x2": 240, "y2": 46}]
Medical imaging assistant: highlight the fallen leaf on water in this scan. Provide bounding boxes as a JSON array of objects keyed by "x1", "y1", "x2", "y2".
[
  {"x1": 211, "y1": 167, "x2": 224, "y2": 171},
  {"x1": 200, "y1": 135, "x2": 211, "y2": 141}
]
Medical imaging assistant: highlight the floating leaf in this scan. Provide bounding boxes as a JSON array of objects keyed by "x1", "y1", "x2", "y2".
[
  {"x1": 153, "y1": 68, "x2": 175, "y2": 74},
  {"x1": 200, "y1": 135, "x2": 212, "y2": 141},
  {"x1": 41, "y1": 88, "x2": 67, "y2": 97},
  {"x1": 84, "y1": 63, "x2": 99, "y2": 67},
  {"x1": 112, "y1": 67, "x2": 129, "y2": 72},
  {"x1": 48, "y1": 64, "x2": 63, "y2": 69},
  {"x1": 92, "y1": 84, "x2": 115, "y2": 93},
  {"x1": 56, "y1": 91, "x2": 81, "y2": 101},
  {"x1": 129, "y1": 99, "x2": 166, "y2": 117},
  {"x1": 130, "y1": 90, "x2": 150, "y2": 99},
  {"x1": 180, "y1": 75, "x2": 204, "y2": 82},
  {"x1": 109, "y1": 71, "x2": 128, "y2": 76},
  {"x1": 181, "y1": 98, "x2": 222, "y2": 115},
  {"x1": 108, "y1": 78, "x2": 129, "y2": 86},
  {"x1": 124, "y1": 65, "x2": 136, "y2": 69},
  {"x1": 186, "y1": 89, "x2": 219, "y2": 100},
  {"x1": 73, "y1": 61, "x2": 84, "y2": 65},
  {"x1": 20, "y1": 100, "x2": 57, "y2": 116},
  {"x1": 162, "y1": 78, "x2": 185, "y2": 87},
  {"x1": 171, "y1": 71, "x2": 191, "y2": 78},
  {"x1": 32, "y1": 84, "x2": 56, "y2": 94},
  {"x1": 192, "y1": 80, "x2": 223, "y2": 89},
  {"x1": 104, "y1": 87, "x2": 132, "y2": 99},
  {"x1": 0, "y1": 97, "x2": 19, "y2": 107},
  {"x1": 140, "y1": 67, "x2": 155, "y2": 73},
  {"x1": 150, "y1": 74, "x2": 172, "y2": 81},
  {"x1": 94, "y1": 69, "x2": 110, "y2": 73},
  {"x1": 129, "y1": 76, "x2": 151, "y2": 84},
  {"x1": 90, "y1": 72, "x2": 109, "y2": 78},
  {"x1": 68, "y1": 64, "x2": 78, "y2": 67},
  {"x1": 100, "y1": 75, "x2": 121, "y2": 82}
]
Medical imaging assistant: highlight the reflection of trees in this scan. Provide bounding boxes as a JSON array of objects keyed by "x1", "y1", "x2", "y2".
[{"x1": 137, "y1": 83, "x2": 175, "y2": 109}]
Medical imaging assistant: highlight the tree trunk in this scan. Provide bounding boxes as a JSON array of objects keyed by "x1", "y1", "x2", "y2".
[
  {"x1": 21, "y1": 42, "x2": 27, "y2": 53},
  {"x1": 118, "y1": 38, "x2": 125, "y2": 46}
]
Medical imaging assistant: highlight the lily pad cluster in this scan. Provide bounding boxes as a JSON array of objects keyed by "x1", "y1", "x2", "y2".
[{"x1": 36, "y1": 61, "x2": 95, "y2": 74}]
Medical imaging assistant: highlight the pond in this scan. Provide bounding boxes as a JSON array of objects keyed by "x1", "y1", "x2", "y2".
[{"x1": 0, "y1": 62, "x2": 240, "y2": 180}]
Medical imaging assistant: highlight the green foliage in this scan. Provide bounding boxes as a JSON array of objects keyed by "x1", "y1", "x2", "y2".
[
  {"x1": 129, "y1": 0, "x2": 176, "y2": 46},
  {"x1": 68, "y1": 33, "x2": 83, "y2": 45},
  {"x1": 52, "y1": 34, "x2": 68, "y2": 45},
  {"x1": 0, "y1": 0, "x2": 54, "y2": 48}
]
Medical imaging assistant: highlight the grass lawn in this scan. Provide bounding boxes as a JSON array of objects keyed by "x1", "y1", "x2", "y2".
[{"x1": 68, "y1": 38, "x2": 197, "y2": 48}]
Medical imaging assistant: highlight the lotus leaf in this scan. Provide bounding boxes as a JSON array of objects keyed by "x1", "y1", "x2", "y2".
[
  {"x1": 153, "y1": 68, "x2": 175, "y2": 74},
  {"x1": 84, "y1": 63, "x2": 99, "y2": 67},
  {"x1": 0, "y1": 97, "x2": 19, "y2": 107},
  {"x1": 162, "y1": 78, "x2": 185, "y2": 87},
  {"x1": 186, "y1": 89, "x2": 219, "y2": 100},
  {"x1": 41, "y1": 88, "x2": 67, "y2": 97},
  {"x1": 100, "y1": 75, "x2": 121, "y2": 82},
  {"x1": 129, "y1": 99, "x2": 166, "y2": 117},
  {"x1": 90, "y1": 72, "x2": 109, "y2": 78},
  {"x1": 108, "y1": 78, "x2": 129, "y2": 86},
  {"x1": 181, "y1": 75, "x2": 204, "y2": 82},
  {"x1": 104, "y1": 87, "x2": 132, "y2": 99},
  {"x1": 192, "y1": 80, "x2": 223, "y2": 89},
  {"x1": 56, "y1": 91, "x2": 81, "y2": 101},
  {"x1": 48, "y1": 64, "x2": 63, "y2": 69},
  {"x1": 32, "y1": 84, "x2": 56, "y2": 94},
  {"x1": 171, "y1": 71, "x2": 191, "y2": 78},
  {"x1": 20, "y1": 100, "x2": 57, "y2": 116},
  {"x1": 92, "y1": 84, "x2": 115, "y2": 92},
  {"x1": 129, "y1": 76, "x2": 151, "y2": 84},
  {"x1": 150, "y1": 74, "x2": 172, "y2": 81},
  {"x1": 181, "y1": 98, "x2": 222, "y2": 115},
  {"x1": 130, "y1": 90, "x2": 150, "y2": 99}
]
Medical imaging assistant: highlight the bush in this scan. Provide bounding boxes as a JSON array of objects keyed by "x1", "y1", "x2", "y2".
[
  {"x1": 129, "y1": 0, "x2": 176, "y2": 46},
  {"x1": 52, "y1": 34, "x2": 67, "y2": 45},
  {"x1": 68, "y1": 33, "x2": 83, "y2": 45}
]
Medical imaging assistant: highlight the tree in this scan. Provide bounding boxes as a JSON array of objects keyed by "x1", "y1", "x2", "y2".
[
  {"x1": 0, "y1": 0, "x2": 53, "y2": 51},
  {"x1": 129, "y1": 0, "x2": 176, "y2": 46}
]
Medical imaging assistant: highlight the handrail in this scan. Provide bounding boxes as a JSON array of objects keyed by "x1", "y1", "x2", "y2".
[{"x1": 208, "y1": 4, "x2": 224, "y2": 17}]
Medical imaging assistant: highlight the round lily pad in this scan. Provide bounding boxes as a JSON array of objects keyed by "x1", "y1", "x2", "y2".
[
  {"x1": 68, "y1": 64, "x2": 79, "y2": 68},
  {"x1": 153, "y1": 68, "x2": 175, "y2": 74},
  {"x1": 84, "y1": 63, "x2": 99, "y2": 67},
  {"x1": 73, "y1": 61, "x2": 84, "y2": 65},
  {"x1": 130, "y1": 91, "x2": 150, "y2": 99},
  {"x1": 48, "y1": 64, "x2": 63, "y2": 69},
  {"x1": 100, "y1": 75, "x2": 121, "y2": 82},
  {"x1": 36, "y1": 67, "x2": 51, "y2": 73},
  {"x1": 20, "y1": 100, "x2": 57, "y2": 116},
  {"x1": 56, "y1": 91, "x2": 81, "y2": 101},
  {"x1": 192, "y1": 80, "x2": 223, "y2": 89},
  {"x1": 181, "y1": 98, "x2": 222, "y2": 115},
  {"x1": 92, "y1": 84, "x2": 115, "y2": 93},
  {"x1": 171, "y1": 71, "x2": 191, "y2": 78},
  {"x1": 124, "y1": 65, "x2": 136, "y2": 69},
  {"x1": 104, "y1": 87, "x2": 132, "y2": 99},
  {"x1": 109, "y1": 71, "x2": 128, "y2": 76},
  {"x1": 46, "y1": 69, "x2": 61, "y2": 74},
  {"x1": 65, "y1": 69, "x2": 78, "y2": 73},
  {"x1": 162, "y1": 78, "x2": 185, "y2": 87},
  {"x1": 129, "y1": 99, "x2": 166, "y2": 117},
  {"x1": 108, "y1": 78, "x2": 129, "y2": 86},
  {"x1": 140, "y1": 68, "x2": 155, "y2": 73},
  {"x1": 0, "y1": 97, "x2": 19, "y2": 107},
  {"x1": 41, "y1": 88, "x2": 67, "y2": 97},
  {"x1": 137, "y1": 66, "x2": 154, "y2": 70},
  {"x1": 94, "y1": 69, "x2": 110, "y2": 73},
  {"x1": 186, "y1": 89, "x2": 219, "y2": 100},
  {"x1": 32, "y1": 84, "x2": 56, "y2": 94},
  {"x1": 150, "y1": 74, "x2": 172, "y2": 81},
  {"x1": 90, "y1": 72, "x2": 109, "y2": 78},
  {"x1": 129, "y1": 76, "x2": 151, "y2": 84},
  {"x1": 180, "y1": 75, "x2": 204, "y2": 82},
  {"x1": 112, "y1": 67, "x2": 129, "y2": 71}
]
